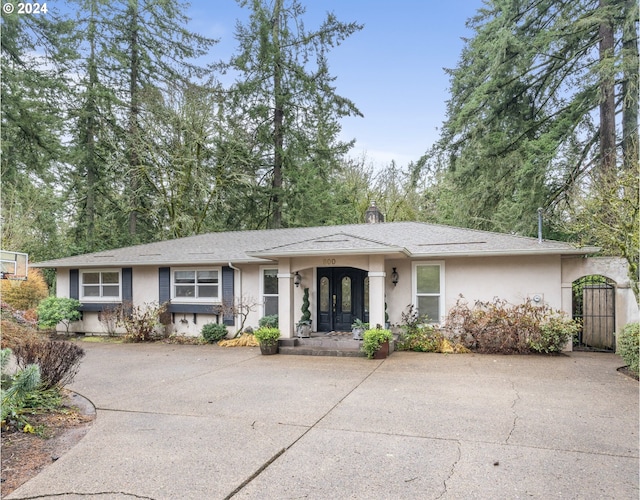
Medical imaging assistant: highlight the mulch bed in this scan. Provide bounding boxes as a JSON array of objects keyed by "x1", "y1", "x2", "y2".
[{"x1": 1, "y1": 392, "x2": 95, "y2": 497}]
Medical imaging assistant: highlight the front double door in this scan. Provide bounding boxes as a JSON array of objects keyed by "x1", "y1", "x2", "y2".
[{"x1": 317, "y1": 267, "x2": 368, "y2": 332}]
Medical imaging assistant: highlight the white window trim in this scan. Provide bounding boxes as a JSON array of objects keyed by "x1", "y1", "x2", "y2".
[
  {"x1": 260, "y1": 266, "x2": 279, "y2": 317},
  {"x1": 412, "y1": 261, "x2": 445, "y2": 324},
  {"x1": 80, "y1": 269, "x2": 122, "y2": 302},
  {"x1": 171, "y1": 267, "x2": 222, "y2": 303}
]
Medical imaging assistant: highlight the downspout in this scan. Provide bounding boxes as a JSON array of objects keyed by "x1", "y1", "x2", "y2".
[
  {"x1": 537, "y1": 208, "x2": 543, "y2": 244},
  {"x1": 228, "y1": 262, "x2": 241, "y2": 331}
]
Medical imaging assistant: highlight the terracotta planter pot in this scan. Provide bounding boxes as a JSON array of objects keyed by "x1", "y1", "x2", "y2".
[
  {"x1": 260, "y1": 342, "x2": 279, "y2": 355},
  {"x1": 373, "y1": 340, "x2": 389, "y2": 359}
]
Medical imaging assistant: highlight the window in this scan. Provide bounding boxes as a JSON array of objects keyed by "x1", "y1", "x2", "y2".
[
  {"x1": 262, "y1": 268, "x2": 278, "y2": 316},
  {"x1": 81, "y1": 270, "x2": 121, "y2": 300},
  {"x1": 173, "y1": 268, "x2": 220, "y2": 301},
  {"x1": 413, "y1": 262, "x2": 444, "y2": 323}
]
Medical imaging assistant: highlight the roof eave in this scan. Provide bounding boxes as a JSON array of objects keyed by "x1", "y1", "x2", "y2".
[
  {"x1": 30, "y1": 257, "x2": 272, "y2": 268},
  {"x1": 410, "y1": 246, "x2": 600, "y2": 259}
]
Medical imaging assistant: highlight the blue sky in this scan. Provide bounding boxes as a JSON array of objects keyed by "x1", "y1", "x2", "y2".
[{"x1": 186, "y1": 0, "x2": 483, "y2": 168}]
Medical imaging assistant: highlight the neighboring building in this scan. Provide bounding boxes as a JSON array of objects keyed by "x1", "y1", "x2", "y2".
[{"x1": 32, "y1": 204, "x2": 638, "y2": 349}]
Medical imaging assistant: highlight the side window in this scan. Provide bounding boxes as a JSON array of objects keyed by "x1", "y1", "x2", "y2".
[
  {"x1": 262, "y1": 268, "x2": 278, "y2": 316},
  {"x1": 413, "y1": 263, "x2": 444, "y2": 323}
]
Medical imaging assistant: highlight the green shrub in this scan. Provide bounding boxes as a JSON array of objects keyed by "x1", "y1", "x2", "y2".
[
  {"x1": 253, "y1": 327, "x2": 280, "y2": 346},
  {"x1": 397, "y1": 324, "x2": 441, "y2": 352},
  {"x1": 1, "y1": 347, "x2": 62, "y2": 431},
  {"x1": 202, "y1": 323, "x2": 228, "y2": 343},
  {"x1": 259, "y1": 315, "x2": 278, "y2": 328},
  {"x1": 36, "y1": 297, "x2": 82, "y2": 333},
  {"x1": 618, "y1": 322, "x2": 639, "y2": 375},
  {"x1": 362, "y1": 328, "x2": 393, "y2": 359},
  {"x1": 529, "y1": 316, "x2": 579, "y2": 353}
]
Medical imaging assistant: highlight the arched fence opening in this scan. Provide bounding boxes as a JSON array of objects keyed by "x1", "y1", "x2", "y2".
[{"x1": 572, "y1": 275, "x2": 616, "y2": 350}]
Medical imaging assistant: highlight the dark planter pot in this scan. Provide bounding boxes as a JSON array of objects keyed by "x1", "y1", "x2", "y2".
[
  {"x1": 372, "y1": 340, "x2": 389, "y2": 359},
  {"x1": 260, "y1": 342, "x2": 279, "y2": 355}
]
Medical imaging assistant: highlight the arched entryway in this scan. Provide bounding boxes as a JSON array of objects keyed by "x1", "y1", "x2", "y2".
[
  {"x1": 317, "y1": 267, "x2": 369, "y2": 331},
  {"x1": 572, "y1": 275, "x2": 616, "y2": 350}
]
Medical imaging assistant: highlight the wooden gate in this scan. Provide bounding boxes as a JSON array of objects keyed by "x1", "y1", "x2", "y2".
[{"x1": 573, "y1": 276, "x2": 616, "y2": 350}]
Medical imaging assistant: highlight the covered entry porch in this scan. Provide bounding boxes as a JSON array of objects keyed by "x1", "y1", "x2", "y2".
[
  {"x1": 248, "y1": 236, "x2": 407, "y2": 339},
  {"x1": 276, "y1": 255, "x2": 391, "y2": 339}
]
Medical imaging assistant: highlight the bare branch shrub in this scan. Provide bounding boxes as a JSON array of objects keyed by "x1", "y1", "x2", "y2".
[
  {"x1": 219, "y1": 295, "x2": 258, "y2": 335},
  {"x1": 442, "y1": 296, "x2": 577, "y2": 354},
  {"x1": 13, "y1": 338, "x2": 85, "y2": 389},
  {"x1": 99, "y1": 305, "x2": 122, "y2": 336},
  {"x1": 117, "y1": 302, "x2": 168, "y2": 342}
]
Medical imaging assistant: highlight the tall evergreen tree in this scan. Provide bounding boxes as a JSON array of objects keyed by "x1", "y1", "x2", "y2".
[
  {"x1": 0, "y1": 7, "x2": 74, "y2": 260},
  {"x1": 431, "y1": 0, "x2": 638, "y2": 238},
  {"x1": 66, "y1": 0, "x2": 217, "y2": 246},
  {"x1": 224, "y1": 0, "x2": 363, "y2": 229}
]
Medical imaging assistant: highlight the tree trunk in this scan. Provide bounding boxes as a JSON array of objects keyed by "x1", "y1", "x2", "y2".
[
  {"x1": 598, "y1": 0, "x2": 616, "y2": 184},
  {"x1": 622, "y1": 0, "x2": 639, "y2": 172},
  {"x1": 271, "y1": 0, "x2": 283, "y2": 229},
  {"x1": 84, "y1": 2, "x2": 98, "y2": 251},
  {"x1": 128, "y1": 0, "x2": 140, "y2": 238}
]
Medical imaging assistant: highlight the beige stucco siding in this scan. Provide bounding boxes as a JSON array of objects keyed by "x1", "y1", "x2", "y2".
[
  {"x1": 384, "y1": 255, "x2": 562, "y2": 326},
  {"x1": 445, "y1": 255, "x2": 562, "y2": 311}
]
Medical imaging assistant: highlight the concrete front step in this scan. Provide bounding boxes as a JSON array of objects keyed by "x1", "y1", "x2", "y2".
[
  {"x1": 278, "y1": 336, "x2": 397, "y2": 358},
  {"x1": 278, "y1": 336, "x2": 364, "y2": 357},
  {"x1": 278, "y1": 345, "x2": 365, "y2": 357}
]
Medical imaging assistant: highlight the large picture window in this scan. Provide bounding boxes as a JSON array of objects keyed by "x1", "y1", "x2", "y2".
[
  {"x1": 173, "y1": 269, "x2": 220, "y2": 300},
  {"x1": 81, "y1": 270, "x2": 121, "y2": 300},
  {"x1": 413, "y1": 262, "x2": 444, "y2": 323},
  {"x1": 262, "y1": 268, "x2": 278, "y2": 316}
]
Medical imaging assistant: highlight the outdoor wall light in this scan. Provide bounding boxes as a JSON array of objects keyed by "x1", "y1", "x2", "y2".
[
  {"x1": 391, "y1": 268, "x2": 399, "y2": 286},
  {"x1": 294, "y1": 271, "x2": 301, "y2": 287}
]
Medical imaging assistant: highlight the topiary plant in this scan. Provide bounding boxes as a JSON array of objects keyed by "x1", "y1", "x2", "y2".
[
  {"x1": 300, "y1": 288, "x2": 311, "y2": 324},
  {"x1": 618, "y1": 322, "x2": 639, "y2": 376},
  {"x1": 202, "y1": 323, "x2": 228, "y2": 343}
]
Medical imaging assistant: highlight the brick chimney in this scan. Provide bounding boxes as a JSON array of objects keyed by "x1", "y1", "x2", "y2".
[{"x1": 365, "y1": 201, "x2": 384, "y2": 224}]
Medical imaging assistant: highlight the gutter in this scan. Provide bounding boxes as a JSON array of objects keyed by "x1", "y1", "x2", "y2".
[{"x1": 228, "y1": 262, "x2": 242, "y2": 331}]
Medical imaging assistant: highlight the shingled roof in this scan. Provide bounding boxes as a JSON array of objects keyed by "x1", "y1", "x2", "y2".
[{"x1": 31, "y1": 221, "x2": 598, "y2": 268}]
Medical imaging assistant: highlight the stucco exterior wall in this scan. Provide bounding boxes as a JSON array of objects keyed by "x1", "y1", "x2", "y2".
[
  {"x1": 384, "y1": 255, "x2": 562, "y2": 327},
  {"x1": 54, "y1": 254, "x2": 636, "y2": 343}
]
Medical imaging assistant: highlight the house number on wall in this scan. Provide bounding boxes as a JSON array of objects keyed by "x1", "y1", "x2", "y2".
[{"x1": 322, "y1": 258, "x2": 337, "y2": 265}]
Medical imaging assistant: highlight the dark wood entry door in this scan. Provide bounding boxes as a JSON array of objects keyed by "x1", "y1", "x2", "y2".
[{"x1": 317, "y1": 267, "x2": 368, "y2": 332}]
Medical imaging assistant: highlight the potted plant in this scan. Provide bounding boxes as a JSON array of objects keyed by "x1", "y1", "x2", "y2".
[
  {"x1": 362, "y1": 327, "x2": 393, "y2": 359},
  {"x1": 296, "y1": 287, "x2": 312, "y2": 338},
  {"x1": 351, "y1": 318, "x2": 369, "y2": 340},
  {"x1": 254, "y1": 327, "x2": 280, "y2": 355}
]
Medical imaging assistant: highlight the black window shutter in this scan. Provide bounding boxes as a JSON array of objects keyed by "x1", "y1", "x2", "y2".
[
  {"x1": 70, "y1": 269, "x2": 79, "y2": 299},
  {"x1": 159, "y1": 267, "x2": 170, "y2": 304},
  {"x1": 222, "y1": 266, "x2": 234, "y2": 326},
  {"x1": 122, "y1": 268, "x2": 133, "y2": 303}
]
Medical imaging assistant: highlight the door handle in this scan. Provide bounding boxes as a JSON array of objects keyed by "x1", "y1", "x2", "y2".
[{"x1": 332, "y1": 294, "x2": 336, "y2": 313}]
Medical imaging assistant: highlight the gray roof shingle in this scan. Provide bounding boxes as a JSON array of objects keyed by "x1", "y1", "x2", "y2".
[{"x1": 31, "y1": 222, "x2": 599, "y2": 268}]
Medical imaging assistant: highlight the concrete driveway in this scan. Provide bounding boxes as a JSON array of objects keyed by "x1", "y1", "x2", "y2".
[{"x1": 7, "y1": 343, "x2": 639, "y2": 500}]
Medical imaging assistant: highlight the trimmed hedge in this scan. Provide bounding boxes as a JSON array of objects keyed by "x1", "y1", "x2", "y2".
[{"x1": 618, "y1": 322, "x2": 639, "y2": 375}]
